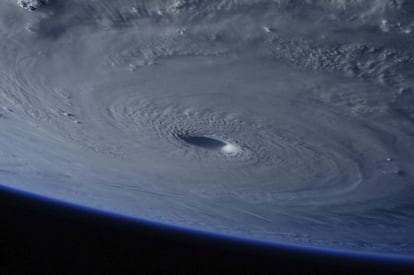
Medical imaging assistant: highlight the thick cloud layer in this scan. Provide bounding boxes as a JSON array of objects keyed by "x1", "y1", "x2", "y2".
[{"x1": 1, "y1": 0, "x2": 414, "y2": 255}]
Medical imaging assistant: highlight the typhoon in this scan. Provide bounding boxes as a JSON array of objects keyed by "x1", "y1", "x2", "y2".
[{"x1": 0, "y1": 0, "x2": 414, "y2": 256}]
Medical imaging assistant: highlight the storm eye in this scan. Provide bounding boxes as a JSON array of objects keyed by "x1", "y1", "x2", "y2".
[{"x1": 178, "y1": 135, "x2": 227, "y2": 150}]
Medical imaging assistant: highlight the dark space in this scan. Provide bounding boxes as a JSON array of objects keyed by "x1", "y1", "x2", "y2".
[{"x1": 0, "y1": 188, "x2": 413, "y2": 274}]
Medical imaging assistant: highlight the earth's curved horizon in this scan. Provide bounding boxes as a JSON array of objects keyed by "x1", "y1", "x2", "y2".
[{"x1": 1, "y1": 0, "x2": 414, "y2": 257}]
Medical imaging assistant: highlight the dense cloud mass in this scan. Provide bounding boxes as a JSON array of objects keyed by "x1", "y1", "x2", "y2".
[{"x1": 1, "y1": 0, "x2": 414, "y2": 255}]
